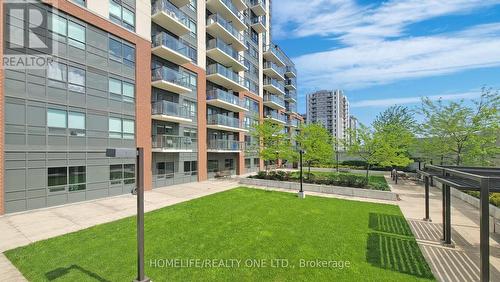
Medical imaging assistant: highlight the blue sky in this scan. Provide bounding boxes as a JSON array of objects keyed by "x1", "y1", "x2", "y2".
[{"x1": 272, "y1": 0, "x2": 500, "y2": 125}]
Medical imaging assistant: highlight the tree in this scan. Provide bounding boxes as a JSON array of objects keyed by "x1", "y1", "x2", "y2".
[
  {"x1": 250, "y1": 120, "x2": 293, "y2": 172},
  {"x1": 373, "y1": 105, "x2": 416, "y2": 133},
  {"x1": 344, "y1": 124, "x2": 379, "y2": 182},
  {"x1": 419, "y1": 87, "x2": 500, "y2": 166},
  {"x1": 295, "y1": 123, "x2": 333, "y2": 175}
]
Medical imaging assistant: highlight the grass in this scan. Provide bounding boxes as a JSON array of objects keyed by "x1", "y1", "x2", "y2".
[{"x1": 5, "y1": 188, "x2": 433, "y2": 281}]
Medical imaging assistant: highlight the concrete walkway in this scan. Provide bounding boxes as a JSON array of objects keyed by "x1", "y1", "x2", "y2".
[
  {"x1": 0, "y1": 179, "x2": 240, "y2": 281},
  {"x1": 390, "y1": 176, "x2": 500, "y2": 282}
]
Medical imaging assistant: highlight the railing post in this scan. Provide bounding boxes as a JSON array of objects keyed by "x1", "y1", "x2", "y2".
[{"x1": 479, "y1": 178, "x2": 490, "y2": 282}]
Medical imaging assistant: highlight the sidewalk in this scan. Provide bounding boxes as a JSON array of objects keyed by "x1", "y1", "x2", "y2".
[{"x1": 390, "y1": 176, "x2": 500, "y2": 282}]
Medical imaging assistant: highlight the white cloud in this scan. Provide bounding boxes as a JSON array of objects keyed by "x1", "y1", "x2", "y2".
[
  {"x1": 350, "y1": 91, "x2": 482, "y2": 108},
  {"x1": 272, "y1": 0, "x2": 500, "y2": 90}
]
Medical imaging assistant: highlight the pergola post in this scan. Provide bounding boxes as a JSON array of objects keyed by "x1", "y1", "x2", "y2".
[
  {"x1": 442, "y1": 182, "x2": 446, "y2": 241},
  {"x1": 444, "y1": 184, "x2": 452, "y2": 245},
  {"x1": 479, "y1": 179, "x2": 490, "y2": 282},
  {"x1": 424, "y1": 176, "x2": 431, "y2": 221}
]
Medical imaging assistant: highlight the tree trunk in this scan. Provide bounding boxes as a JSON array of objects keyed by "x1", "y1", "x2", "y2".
[{"x1": 366, "y1": 164, "x2": 370, "y2": 184}]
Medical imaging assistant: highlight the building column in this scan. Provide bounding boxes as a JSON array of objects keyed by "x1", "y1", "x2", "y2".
[{"x1": 237, "y1": 92, "x2": 246, "y2": 175}]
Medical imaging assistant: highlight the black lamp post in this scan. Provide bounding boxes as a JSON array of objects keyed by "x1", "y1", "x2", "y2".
[{"x1": 298, "y1": 149, "x2": 305, "y2": 199}]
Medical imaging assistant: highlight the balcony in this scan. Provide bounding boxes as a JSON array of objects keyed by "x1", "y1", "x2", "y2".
[
  {"x1": 206, "y1": 0, "x2": 247, "y2": 31},
  {"x1": 250, "y1": 15, "x2": 266, "y2": 33},
  {"x1": 207, "y1": 139, "x2": 243, "y2": 152},
  {"x1": 286, "y1": 102, "x2": 297, "y2": 114},
  {"x1": 285, "y1": 65, "x2": 297, "y2": 78},
  {"x1": 207, "y1": 89, "x2": 248, "y2": 112},
  {"x1": 206, "y1": 15, "x2": 247, "y2": 51},
  {"x1": 285, "y1": 77, "x2": 297, "y2": 90},
  {"x1": 152, "y1": 32, "x2": 192, "y2": 65},
  {"x1": 206, "y1": 39, "x2": 247, "y2": 72},
  {"x1": 207, "y1": 114, "x2": 248, "y2": 133},
  {"x1": 249, "y1": 0, "x2": 266, "y2": 16},
  {"x1": 152, "y1": 66, "x2": 192, "y2": 94},
  {"x1": 152, "y1": 0, "x2": 190, "y2": 36},
  {"x1": 287, "y1": 118, "x2": 300, "y2": 128},
  {"x1": 265, "y1": 111, "x2": 286, "y2": 125},
  {"x1": 207, "y1": 63, "x2": 248, "y2": 92},
  {"x1": 170, "y1": 0, "x2": 189, "y2": 6},
  {"x1": 151, "y1": 100, "x2": 195, "y2": 124},
  {"x1": 263, "y1": 44, "x2": 286, "y2": 67},
  {"x1": 263, "y1": 77, "x2": 285, "y2": 96},
  {"x1": 285, "y1": 91, "x2": 297, "y2": 102},
  {"x1": 263, "y1": 93, "x2": 285, "y2": 110},
  {"x1": 152, "y1": 135, "x2": 196, "y2": 153},
  {"x1": 263, "y1": 61, "x2": 285, "y2": 81}
]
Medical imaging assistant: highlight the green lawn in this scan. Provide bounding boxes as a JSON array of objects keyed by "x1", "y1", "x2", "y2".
[{"x1": 5, "y1": 188, "x2": 434, "y2": 281}]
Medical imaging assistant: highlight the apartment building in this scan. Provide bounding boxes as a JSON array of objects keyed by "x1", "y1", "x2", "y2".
[
  {"x1": 306, "y1": 90, "x2": 354, "y2": 146},
  {"x1": 0, "y1": 0, "x2": 301, "y2": 214}
]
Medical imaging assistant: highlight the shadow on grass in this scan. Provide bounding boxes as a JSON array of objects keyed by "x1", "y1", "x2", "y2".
[
  {"x1": 45, "y1": 265, "x2": 110, "y2": 282},
  {"x1": 369, "y1": 213, "x2": 413, "y2": 236},
  {"x1": 366, "y1": 232, "x2": 434, "y2": 279}
]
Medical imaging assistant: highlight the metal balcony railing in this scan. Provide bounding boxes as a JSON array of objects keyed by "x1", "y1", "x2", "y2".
[
  {"x1": 152, "y1": 135, "x2": 197, "y2": 150},
  {"x1": 207, "y1": 89, "x2": 245, "y2": 108},
  {"x1": 151, "y1": 100, "x2": 196, "y2": 120},
  {"x1": 152, "y1": 66, "x2": 190, "y2": 88}
]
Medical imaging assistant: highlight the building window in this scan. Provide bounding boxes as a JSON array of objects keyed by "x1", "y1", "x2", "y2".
[
  {"x1": 188, "y1": 19, "x2": 197, "y2": 38},
  {"x1": 156, "y1": 162, "x2": 174, "y2": 179},
  {"x1": 109, "y1": 0, "x2": 135, "y2": 31},
  {"x1": 254, "y1": 158, "x2": 260, "y2": 167},
  {"x1": 48, "y1": 167, "x2": 67, "y2": 188},
  {"x1": 188, "y1": 0, "x2": 196, "y2": 11},
  {"x1": 68, "y1": 21, "x2": 85, "y2": 49},
  {"x1": 109, "y1": 117, "x2": 122, "y2": 138},
  {"x1": 110, "y1": 164, "x2": 123, "y2": 185},
  {"x1": 225, "y1": 159, "x2": 234, "y2": 170},
  {"x1": 69, "y1": 166, "x2": 86, "y2": 191},
  {"x1": 109, "y1": 78, "x2": 135, "y2": 103},
  {"x1": 109, "y1": 38, "x2": 136, "y2": 67},
  {"x1": 123, "y1": 164, "x2": 135, "y2": 184},
  {"x1": 184, "y1": 161, "x2": 197, "y2": 176},
  {"x1": 68, "y1": 66, "x2": 86, "y2": 93},
  {"x1": 123, "y1": 82, "x2": 135, "y2": 103},
  {"x1": 71, "y1": 0, "x2": 86, "y2": 6},
  {"x1": 68, "y1": 112, "x2": 86, "y2": 136},
  {"x1": 47, "y1": 62, "x2": 67, "y2": 88},
  {"x1": 208, "y1": 160, "x2": 218, "y2": 172},
  {"x1": 47, "y1": 109, "x2": 67, "y2": 128},
  {"x1": 123, "y1": 119, "x2": 135, "y2": 139},
  {"x1": 245, "y1": 158, "x2": 251, "y2": 169}
]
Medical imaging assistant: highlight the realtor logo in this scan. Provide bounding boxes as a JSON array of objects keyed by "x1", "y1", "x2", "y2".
[{"x1": 3, "y1": 0, "x2": 57, "y2": 69}]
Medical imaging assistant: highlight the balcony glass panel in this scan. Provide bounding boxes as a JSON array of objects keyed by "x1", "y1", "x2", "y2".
[
  {"x1": 264, "y1": 44, "x2": 288, "y2": 64},
  {"x1": 207, "y1": 14, "x2": 244, "y2": 43},
  {"x1": 285, "y1": 91, "x2": 297, "y2": 101},
  {"x1": 264, "y1": 77, "x2": 285, "y2": 92},
  {"x1": 208, "y1": 139, "x2": 243, "y2": 151},
  {"x1": 152, "y1": 100, "x2": 196, "y2": 120},
  {"x1": 152, "y1": 135, "x2": 197, "y2": 150},
  {"x1": 264, "y1": 93, "x2": 285, "y2": 108},
  {"x1": 152, "y1": 66, "x2": 190, "y2": 87},
  {"x1": 207, "y1": 89, "x2": 245, "y2": 107},
  {"x1": 152, "y1": 32, "x2": 196, "y2": 61},
  {"x1": 251, "y1": 15, "x2": 266, "y2": 25},
  {"x1": 220, "y1": 0, "x2": 245, "y2": 21},
  {"x1": 286, "y1": 77, "x2": 297, "y2": 86},
  {"x1": 207, "y1": 63, "x2": 246, "y2": 87},
  {"x1": 207, "y1": 39, "x2": 244, "y2": 64},
  {"x1": 207, "y1": 114, "x2": 241, "y2": 128},
  {"x1": 264, "y1": 61, "x2": 285, "y2": 77},
  {"x1": 152, "y1": 0, "x2": 189, "y2": 26},
  {"x1": 286, "y1": 65, "x2": 297, "y2": 74},
  {"x1": 265, "y1": 111, "x2": 286, "y2": 122}
]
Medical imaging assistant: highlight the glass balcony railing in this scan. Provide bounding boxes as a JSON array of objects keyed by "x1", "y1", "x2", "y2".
[
  {"x1": 208, "y1": 139, "x2": 243, "y2": 151},
  {"x1": 251, "y1": 15, "x2": 266, "y2": 25},
  {"x1": 207, "y1": 114, "x2": 241, "y2": 128},
  {"x1": 265, "y1": 111, "x2": 286, "y2": 122},
  {"x1": 207, "y1": 39, "x2": 244, "y2": 64},
  {"x1": 151, "y1": 100, "x2": 196, "y2": 120},
  {"x1": 207, "y1": 14, "x2": 245, "y2": 43},
  {"x1": 152, "y1": 135, "x2": 197, "y2": 151},
  {"x1": 285, "y1": 91, "x2": 297, "y2": 101},
  {"x1": 207, "y1": 89, "x2": 245, "y2": 108},
  {"x1": 207, "y1": 63, "x2": 247, "y2": 88},
  {"x1": 152, "y1": 0, "x2": 189, "y2": 26},
  {"x1": 264, "y1": 61, "x2": 285, "y2": 77},
  {"x1": 286, "y1": 65, "x2": 297, "y2": 75},
  {"x1": 288, "y1": 119, "x2": 300, "y2": 127},
  {"x1": 249, "y1": 0, "x2": 266, "y2": 6},
  {"x1": 220, "y1": 0, "x2": 245, "y2": 22},
  {"x1": 286, "y1": 77, "x2": 296, "y2": 87},
  {"x1": 286, "y1": 103, "x2": 297, "y2": 113},
  {"x1": 152, "y1": 66, "x2": 190, "y2": 88},
  {"x1": 152, "y1": 32, "x2": 196, "y2": 61},
  {"x1": 264, "y1": 77, "x2": 285, "y2": 93},
  {"x1": 264, "y1": 93, "x2": 285, "y2": 108},
  {"x1": 264, "y1": 44, "x2": 288, "y2": 65}
]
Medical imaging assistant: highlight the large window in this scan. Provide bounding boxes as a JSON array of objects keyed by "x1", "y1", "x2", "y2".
[
  {"x1": 245, "y1": 158, "x2": 251, "y2": 169},
  {"x1": 156, "y1": 162, "x2": 175, "y2": 179},
  {"x1": 68, "y1": 66, "x2": 86, "y2": 92},
  {"x1": 69, "y1": 166, "x2": 86, "y2": 191},
  {"x1": 208, "y1": 160, "x2": 218, "y2": 172},
  {"x1": 109, "y1": 0, "x2": 135, "y2": 31},
  {"x1": 225, "y1": 159, "x2": 234, "y2": 170},
  {"x1": 51, "y1": 15, "x2": 86, "y2": 49},
  {"x1": 109, "y1": 117, "x2": 122, "y2": 138},
  {"x1": 109, "y1": 38, "x2": 136, "y2": 67},
  {"x1": 48, "y1": 62, "x2": 86, "y2": 92},
  {"x1": 109, "y1": 78, "x2": 135, "y2": 103},
  {"x1": 47, "y1": 109, "x2": 86, "y2": 136},
  {"x1": 68, "y1": 112, "x2": 86, "y2": 136},
  {"x1": 48, "y1": 166, "x2": 86, "y2": 192},
  {"x1": 122, "y1": 119, "x2": 135, "y2": 139},
  {"x1": 48, "y1": 167, "x2": 67, "y2": 187},
  {"x1": 47, "y1": 109, "x2": 67, "y2": 128},
  {"x1": 110, "y1": 164, "x2": 135, "y2": 185},
  {"x1": 184, "y1": 161, "x2": 197, "y2": 176}
]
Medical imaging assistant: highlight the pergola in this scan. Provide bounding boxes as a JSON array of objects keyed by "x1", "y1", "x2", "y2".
[{"x1": 416, "y1": 165, "x2": 500, "y2": 282}]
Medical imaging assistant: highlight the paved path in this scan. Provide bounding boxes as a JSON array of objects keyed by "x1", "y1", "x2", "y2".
[
  {"x1": 390, "y1": 176, "x2": 500, "y2": 282},
  {"x1": 0, "y1": 179, "x2": 240, "y2": 281}
]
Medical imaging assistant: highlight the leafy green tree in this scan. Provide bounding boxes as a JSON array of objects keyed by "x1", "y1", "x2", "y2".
[
  {"x1": 419, "y1": 87, "x2": 500, "y2": 166},
  {"x1": 373, "y1": 105, "x2": 416, "y2": 133},
  {"x1": 344, "y1": 124, "x2": 379, "y2": 182},
  {"x1": 250, "y1": 120, "x2": 292, "y2": 171},
  {"x1": 295, "y1": 123, "x2": 333, "y2": 175}
]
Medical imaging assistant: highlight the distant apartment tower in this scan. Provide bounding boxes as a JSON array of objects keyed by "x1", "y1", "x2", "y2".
[{"x1": 306, "y1": 90, "x2": 352, "y2": 144}]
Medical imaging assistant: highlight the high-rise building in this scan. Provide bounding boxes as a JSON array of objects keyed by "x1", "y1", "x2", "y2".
[
  {"x1": 0, "y1": 0, "x2": 302, "y2": 214},
  {"x1": 306, "y1": 90, "x2": 353, "y2": 145}
]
